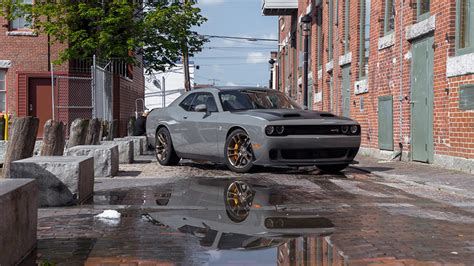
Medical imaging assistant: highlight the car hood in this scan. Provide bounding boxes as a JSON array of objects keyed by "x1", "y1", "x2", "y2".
[{"x1": 231, "y1": 109, "x2": 353, "y2": 122}]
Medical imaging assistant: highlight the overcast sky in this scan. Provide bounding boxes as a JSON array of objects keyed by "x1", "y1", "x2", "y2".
[{"x1": 193, "y1": 0, "x2": 278, "y2": 87}]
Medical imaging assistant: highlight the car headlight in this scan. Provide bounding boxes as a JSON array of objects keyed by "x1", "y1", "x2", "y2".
[
  {"x1": 265, "y1": 126, "x2": 275, "y2": 135},
  {"x1": 350, "y1": 125, "x2": 358, "y2": 134},
  {"x1": 341, "y1": 125, "x2": 349, "y2": 134},
  {"x1": 276, "y1": 125, "x2": 285, "y2": 135}
]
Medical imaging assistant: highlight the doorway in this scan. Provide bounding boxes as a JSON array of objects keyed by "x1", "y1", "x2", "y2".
[
  {"x1": 410, "y1": 36, "x2": 434, "y2": 163},
  {"x1": 28, "y1": 78, "x2": 53, "y2": 137}
]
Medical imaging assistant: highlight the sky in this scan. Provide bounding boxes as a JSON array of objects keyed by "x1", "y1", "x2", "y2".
[{"x1": 192, "y1": 0, "x2": 278, "y2": 87}]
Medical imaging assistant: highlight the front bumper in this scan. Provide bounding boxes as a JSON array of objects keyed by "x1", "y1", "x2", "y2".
[{"x1": 252, "y1": 134, "x2": 361, "y2": 167}]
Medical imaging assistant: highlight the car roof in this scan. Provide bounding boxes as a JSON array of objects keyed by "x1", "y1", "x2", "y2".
[{"x1": 194, "y1": 86, "x2": 274, "y2": 93}]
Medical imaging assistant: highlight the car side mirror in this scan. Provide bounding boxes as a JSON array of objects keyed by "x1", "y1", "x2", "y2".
[{"x1": 195, "y1": 104, "x2": 208, "y2": 113}]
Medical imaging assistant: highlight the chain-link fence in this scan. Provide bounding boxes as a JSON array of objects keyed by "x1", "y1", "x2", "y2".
[{"x1": 51, "y1": 56, "x2": 113, "y2": 137}]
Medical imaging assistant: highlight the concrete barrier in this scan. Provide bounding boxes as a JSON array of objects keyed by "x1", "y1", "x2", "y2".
[
  {"x1": 101, "y1": 139, "x2": 134, "y2": 164},
  {"x1": 0, "y1": 179, "x2": 37, "y2": 265},
  {"x1": 10, "y1": 156, "x2": 94, "y2": 207},
  {"x1": 66, "y1": 145, "x2": 119, "y2": 177},
  {"x1": 117, "y1": 136, "x2": 149, "y2": 156}
]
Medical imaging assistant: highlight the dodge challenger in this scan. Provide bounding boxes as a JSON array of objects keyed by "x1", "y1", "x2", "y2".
[{"x1": 146, "y1": 87, "x2": 361, "y2": 173}]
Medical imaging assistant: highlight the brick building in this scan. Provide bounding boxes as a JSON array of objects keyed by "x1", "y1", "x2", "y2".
[
  {"x1": 263, "y1": 0, "x2": 474, "y2": 172},
  {"x1": 0, "y1": 8, "x2": 144, "y2": 137}
]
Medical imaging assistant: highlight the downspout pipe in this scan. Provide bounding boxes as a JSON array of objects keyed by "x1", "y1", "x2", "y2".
[{"x1": 399, "y1": 0, "x2": 404, "y2": 152}]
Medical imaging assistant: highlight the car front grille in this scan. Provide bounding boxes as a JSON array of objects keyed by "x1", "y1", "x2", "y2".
[{"x1": 284, "y1": 125, "x2": 359, "y2": 135}]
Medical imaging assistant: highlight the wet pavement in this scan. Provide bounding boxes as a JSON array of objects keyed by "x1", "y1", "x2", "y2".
[{"x1": 32, "y1": 157, "x2": 474, "y2": 265}]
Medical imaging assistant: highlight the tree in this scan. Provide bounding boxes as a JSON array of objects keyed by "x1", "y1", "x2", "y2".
[{"x1": 0, "y1": 0, "x2": 207, "y2": 73}]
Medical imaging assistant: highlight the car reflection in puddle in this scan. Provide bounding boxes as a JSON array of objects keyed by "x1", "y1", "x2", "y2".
[{"x1": 146, "y1": 178, "x2": 335, "y2": 261}]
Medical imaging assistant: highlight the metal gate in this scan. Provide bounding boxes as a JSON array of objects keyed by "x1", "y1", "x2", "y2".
[{"x1": 51, "y1": 56, "x2": 113, "y2": 137}]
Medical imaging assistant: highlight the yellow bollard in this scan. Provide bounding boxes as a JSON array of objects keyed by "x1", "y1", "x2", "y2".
[{"x1": 4, "y1": 113, "x2": 8, "y2": 141}]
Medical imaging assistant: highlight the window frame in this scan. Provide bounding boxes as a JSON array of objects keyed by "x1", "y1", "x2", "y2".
[
  {"x1": 0, "y1": 70, "x2": 7, "y2": 113},
  {"x1": 316, "y1": 8, "x2": 323, "y2": 71},
  {"x1": 343, "y1": 0, "x2": 350, "y2": 53},
  {"x1": 456, "y1": 0, "x2": 474, "y2": 56},
  {"x1": 9, "y1": 0, "x2": 34, "y2": 31},
  {"x1": 416, "y1": 0, "x2": 431, "y2": 22},
  {"x1": 383, "y1": 0, "x2": 395, "y2": 35},
  {"x1": 359, "y1": 0, "x2": 370, "y2": 79}
]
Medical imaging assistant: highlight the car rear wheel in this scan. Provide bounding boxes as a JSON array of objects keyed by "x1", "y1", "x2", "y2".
[
  {"x1": 155, "y1": 127, "x2": 180, "y2": 166},
  {"x1": 317, "y1": 164, "x2": 349, "y2": 173},
  {"x1": 224, "y1": 129, "x2": 255, "y2": 173}
]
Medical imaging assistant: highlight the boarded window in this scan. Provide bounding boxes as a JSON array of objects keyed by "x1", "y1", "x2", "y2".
[
  {"x1": 0, "y1": 70, "x2": 5, "y2": 112},
  {"x1": 459, "y1": 84, "x2": 474, "y2": 110}
]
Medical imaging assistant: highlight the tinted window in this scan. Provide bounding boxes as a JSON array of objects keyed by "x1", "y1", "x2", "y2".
[
  {"x1": 190, "y1": 93, "x2": 218, "y2": 112},
  {"x1": 179, "y1": 94, "x2": 196, "y2": 111},
  {"x1": 219, "y1": 90, "x2": 301, "y2": 111}
]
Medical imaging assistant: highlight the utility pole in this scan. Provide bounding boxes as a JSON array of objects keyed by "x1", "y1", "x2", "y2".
[{"x1": 182, "y1": 0, "x2": 191, "y2": 91}]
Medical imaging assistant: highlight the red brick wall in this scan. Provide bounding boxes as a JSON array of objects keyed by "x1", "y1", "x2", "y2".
[{"x1": 276, "y1": 0, "x2": 474, "y2": 160}]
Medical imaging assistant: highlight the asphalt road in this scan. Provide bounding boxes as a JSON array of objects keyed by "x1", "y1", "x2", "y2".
[{"x1": 33, "y1": 156, "x2": 474, "y2": 265}]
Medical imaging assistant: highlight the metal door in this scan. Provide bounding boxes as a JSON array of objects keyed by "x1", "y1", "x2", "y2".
[
  {"x1": 378, "y1": 95, "x2": 394, "y2": 150},
  {"x1": 341, "y1": 66, "x2": 351, "y2": 117},
  {"x1": 411, "y1": 36, "x2": 434, "y2": 163},
  {"x1": 28, "y1": 78, "x2": 52, "y2": 137}
]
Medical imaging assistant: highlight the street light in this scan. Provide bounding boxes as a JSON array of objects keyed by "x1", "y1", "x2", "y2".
[
  {"x1": 268, "y1": 58, "x2": 276, "y2": 89},
  {"x1": 301, "y1": 14, "x2": 312, "y2": 108}
]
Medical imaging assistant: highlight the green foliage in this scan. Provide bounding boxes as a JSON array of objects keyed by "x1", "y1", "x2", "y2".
[{"x1": 0, "y1": 0, "x2": 207, "y2": 72}]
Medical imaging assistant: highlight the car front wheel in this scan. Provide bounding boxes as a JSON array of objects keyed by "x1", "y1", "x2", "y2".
[
  {"x1": 155, "y1": 127, "x2": 180, "y2": 166},
  {"x1": 317, "y1": 164, "x2": 349, "y2": 173},
  {"x1": 224, "y1": 129, "x2": 255, "y2": 173}
]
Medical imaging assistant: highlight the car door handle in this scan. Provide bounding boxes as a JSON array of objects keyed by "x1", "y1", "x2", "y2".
[{"x1": 183, "y1": 116, "x2": 188, "y2": 119}]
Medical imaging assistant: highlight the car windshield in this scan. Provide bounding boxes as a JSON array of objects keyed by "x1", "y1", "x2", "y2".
[{"x1": 219, "y1": 90, "x2": 302, "y2": 111}]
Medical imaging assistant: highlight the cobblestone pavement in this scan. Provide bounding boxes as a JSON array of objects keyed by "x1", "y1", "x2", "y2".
[{"x1": 32, "y1": 156, "x2": 474, "y2": 265}]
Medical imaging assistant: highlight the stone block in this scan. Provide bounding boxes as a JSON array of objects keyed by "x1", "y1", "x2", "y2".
[
  {"x1": 10, "y1": 156, "x2": 94, "y2": 207},
  {"x1": 117, "y1": 136, "x2": 148, "y2": 156},
  {"x1": 66, "y1": 145, "x2": 119, "y2": 177},
  {"x1": 101, "y1": 140, "x2": 134, "y2": 164},
  {"x1": 0, "y1": 179, "x2": 37, "y2": 265}
]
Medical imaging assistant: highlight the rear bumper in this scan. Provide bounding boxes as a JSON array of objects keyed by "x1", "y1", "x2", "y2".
[{"x1": 252, "y1": 135, "x2": 361, "y2": 167}]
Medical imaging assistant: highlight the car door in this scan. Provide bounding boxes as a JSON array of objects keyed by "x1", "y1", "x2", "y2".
[
  {"x1": 172, "y1": 93, "x2": 196, "y2": 154},
  {"x1": 180, "y1": 92, "x2": 219, "y2": 158}
]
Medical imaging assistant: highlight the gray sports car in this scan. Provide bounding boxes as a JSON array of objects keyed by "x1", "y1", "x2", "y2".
[{"x1": 146, "y1": 87, "x2": 361, "y2": 173}]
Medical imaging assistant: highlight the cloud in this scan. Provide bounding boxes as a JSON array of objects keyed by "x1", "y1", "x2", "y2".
[
  {"x1": 246, "y1": 52, "x2": 268, "y2": 64},
  {"x1": 199, "y1": 0, "x2": 224, "y2": 5},
  {"x1": 225, "y1": 82, "x2": 238, "y2": 86}
]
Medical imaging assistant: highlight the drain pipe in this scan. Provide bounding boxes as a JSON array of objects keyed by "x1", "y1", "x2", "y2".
[{"x1": 398, "y1": 0, "x2": 405, "y2": 158}]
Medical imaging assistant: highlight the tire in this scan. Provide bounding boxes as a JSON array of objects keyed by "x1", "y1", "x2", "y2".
[
  {"x1": 317, "y1": 164, "x2": 349, "y2": 173},
  {"x1": 155, "y1": 127, "x2": 180, "y2": 166},
  {"x1": 224, "y1": 129, "x2": 255, "y2": 173}
]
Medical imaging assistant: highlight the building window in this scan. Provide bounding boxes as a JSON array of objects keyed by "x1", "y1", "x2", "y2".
[
  {"x1": 343, "y1": 0, "x2": 350, "y2": 53},
  {"x1": 417, "y1": 0, "x2": 430, "y2": 21},
  {"x1": 456, "y1": 0, "x2": 474, "y2": 55},
  {"x1": 384, "y1": 0, "x2": 395, "y2": 34},
  {"x1": 0, "y1": 70, "x2": 6, "y2": 113},
  {"x1": 359, "y1": 0, "x2": 371, "y2": 79},
  {"x1": 10, "y1": 0, "x2": 33, "y2": 30},
  {"x1": 328, "y1": 0, "x2": 334, "y2": 61},
  {"x1": 317, "y1": 8, "x2": 323, "y2": 70}
]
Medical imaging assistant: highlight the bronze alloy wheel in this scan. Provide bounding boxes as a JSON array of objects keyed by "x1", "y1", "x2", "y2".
[
  {"x1": 155, "y1": 127, "x2": 180, "y2": 166},
  {"x1": 155, "y1": 131, "x2": 168, "y2": 162},
  {"x1": 226, "y1": 132, "x2": 254, "y2": 170},
  {"x1": 225, "y1": 180, "x2": 254, "y2": 222}
]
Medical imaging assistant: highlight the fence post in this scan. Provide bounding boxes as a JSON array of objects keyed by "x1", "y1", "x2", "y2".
[
  {"x1": 92, "y1": 54, "x2": 96, "y2": 118},
  {"x1": 51, "y1": 63, "x2": 55, "y2": 120}
]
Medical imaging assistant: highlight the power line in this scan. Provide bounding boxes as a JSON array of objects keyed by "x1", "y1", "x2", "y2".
[{"x1": 200, "y1": 34, "x2": 278, "y2": 42}]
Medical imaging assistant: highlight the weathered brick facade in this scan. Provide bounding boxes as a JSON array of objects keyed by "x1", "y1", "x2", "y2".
[
  {"x1": 0, "y1": 16, "x2": 144, "y2": 137},
  {"x1": 273, "y1": 0, "x2": 474, "y2": 170}
]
